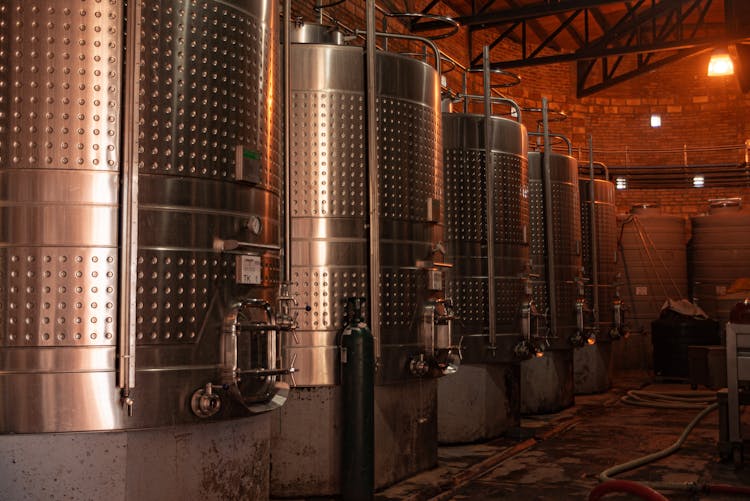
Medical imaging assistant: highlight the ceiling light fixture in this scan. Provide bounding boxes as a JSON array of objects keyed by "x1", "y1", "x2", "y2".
[{"x1": 707, "y1": 48, "x2": 734, "y2": 77}]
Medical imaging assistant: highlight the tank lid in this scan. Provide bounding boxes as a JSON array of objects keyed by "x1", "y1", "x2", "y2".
[
  {"x1": 708, "y1": 197, "x2": 742, "y2": 214},
  {"x1": 288, "y1": 22, "x2": 345, "y2": 45},
  {"x1": 630, "y1": 203, "x2": 661, "y2": 215}
]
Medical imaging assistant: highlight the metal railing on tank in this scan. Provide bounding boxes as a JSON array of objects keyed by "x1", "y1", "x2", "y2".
[{"x1": 578, "y1": 141, "x2": 750, "y2": 189}]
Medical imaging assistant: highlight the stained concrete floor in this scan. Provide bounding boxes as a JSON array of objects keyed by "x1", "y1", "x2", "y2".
[{"x1": 377, "y1": 373, "x2": 750, "y2": 501}]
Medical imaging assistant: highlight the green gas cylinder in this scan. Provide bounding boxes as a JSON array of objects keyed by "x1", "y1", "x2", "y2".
[{"x1": 341, "y1": 297, "x2": 374, "y2": 501}]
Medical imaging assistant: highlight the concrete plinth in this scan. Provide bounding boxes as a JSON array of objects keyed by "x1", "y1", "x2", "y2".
[
  {"x1": 0, "y1": 415, "x2": 272, "y2": 501},
  {"x1": 437, "y1": 364, "x2": 519, "y2": 444},
  {"x1": 574, "y1": 342, "x2": 613, "y2": 394},
  {"x1": 270, "y1": 380, "x2": 438, "y2": 497},
  {"x1": 612, "y1": 332, "x2": 653, "y2": 371},
  {"x1": 374, "y1": 380, "x2": 438, "y2": 488},
  {"x1": 521, "y1": 350, "x2": 574, "y2": 414},
  {"x1": 270, "y1": 386, "x2": 342, "y2": 497}
]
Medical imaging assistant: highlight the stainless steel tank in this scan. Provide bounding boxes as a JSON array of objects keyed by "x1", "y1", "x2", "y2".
[
  {"x1": 575, "y1": 177, "x2": 617, "y2": 394},
  {"x1": 442, "y1": 114, "x2": 529, "y2": 360},
  {"x1": 437, "y1": 113, "x2": 527, "y2": 442},
  {"x1": 522, "y1": 151, "x2": 580, "y2": 413},
  {"x1": 0, "y1": 0, "x2": 283, "y2": 433},
  {"x1": 285, "y1": 41, "x2": 445, "y2": 386},
  {"x1": 273, "y1": 27, "x2": 444, "y2": 496},
  {"x1": 690, "y1": 199, "x2": 750, "y2": 324},
  {"x1": 618, "y1": 205, "x2": 688, "y2": 333}
]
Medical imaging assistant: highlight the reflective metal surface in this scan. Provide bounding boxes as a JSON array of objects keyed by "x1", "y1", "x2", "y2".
[
  {"x1": 442, "y1": 114, "x2": 529, "y2": 362},
  {"x1": 522, "y1": 151, "x2": 580, "y2": 413},
  {"x1": 287, "y1": 43, "x2": 444, "y2": 385},
  {"x1": 576, "y1": 178, "x2": 616, "y2": 394},
  {"x1": 579, "y1": 179, "x2": 617, "y2": 333},
  {"x1": 289, "y1": 23, "x2": 344, "y2": 45},
  {"x1": 527, "y1": 152, "x2": 581, "y2": 342},
  {"x1": 0, "y1": 0, "x2": 281, "y2": 432}
]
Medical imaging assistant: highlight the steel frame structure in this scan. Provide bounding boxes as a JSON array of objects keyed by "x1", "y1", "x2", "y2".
[{"x1": 407, "y1": 0, "x2": 750, "y2": 96}]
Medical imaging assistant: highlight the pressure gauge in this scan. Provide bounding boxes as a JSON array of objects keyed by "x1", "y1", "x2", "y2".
[{"x1": 249, "y1": 215, "x2": 262, "y2": 235}]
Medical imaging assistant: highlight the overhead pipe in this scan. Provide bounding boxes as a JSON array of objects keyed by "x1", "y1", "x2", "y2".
[
  {"x1": 541, "y1": 98, "x2": 558, "y2": 337},
  {"x1": 528, "y1": 132, "x2": 572, "y2": 156},
  {"x1": 593, "y1": 161, "x2": 610, "y2": 181},
  {"x1": 483, "y1": 45, "x2": 497, "y2": 353}
]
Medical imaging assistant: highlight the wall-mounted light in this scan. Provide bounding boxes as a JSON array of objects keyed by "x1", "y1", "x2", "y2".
[
  {"x1": 693, "y1": 175, "x2": 705, "y2": 188},
  {"x1": 616, "y1": 177, "x2": 627, "y2": 190},
  {"x1": 650, "y1": 114, "x2": 661, "y2": 127},
  {"x1": 707, "y1": 48, "x2": 734, "y2": 77}
]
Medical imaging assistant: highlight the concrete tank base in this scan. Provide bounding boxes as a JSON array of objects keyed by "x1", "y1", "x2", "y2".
[
  {"x1": 574, "y1": 341, "x2": 613, "y2": 394},
  {"x1": 375, "y1": 380, "x2": 438, "y2": 488},
  {"x1": 271, "y1": 380, "x2": 437, "y2": 496},
  {"x1": 521, "y1": 349, "x2": 574, "y2": 414},
  {"x1": 437, "y1": 363, "x2": 520, "y2": 444},
  {"x1": 270, "y1": 386, "x2": 342, "y2": 497},
  {"x1": 612, "y1": 331, "x2": 654, "y2": 372},
  {"x1": 0, "y1": 415, "x2": 272, "y2": 501}
]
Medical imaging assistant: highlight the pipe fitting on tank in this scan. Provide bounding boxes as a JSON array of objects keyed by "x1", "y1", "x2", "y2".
[
  {"x1": 409, "y1": 354, "x2": 431, "y2": 377},
  {"x1": 573, "y1": 274, "x2": 597, "y2": 347},
  {"x1": 520, "y1": 269, "x2": 540, "y2": 343},
  {"x1": 417, "y1": 296, "x2": 461, "y2": 376},
  {"x1": 191, "y1": 298, "x2": 296, "y2": 417},
  {"x1": 609, "y1": 295, "x2": 626, "y2": 340},
  {"x1": 513, "y1": 338, "x2": 545, "y2": 360},
  {"x1": 190, "y1": 383, "x2": 222, "y2": 418}
]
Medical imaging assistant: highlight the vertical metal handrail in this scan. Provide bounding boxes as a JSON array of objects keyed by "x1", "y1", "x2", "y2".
[
  {"x1": 588, "y1": 135, "x2": 600, "y2": 325},
  {"x1": 483, "y1": 46, "x2": 497, "y2": 351},
  {"x1": 118, "y1": 0, "x2": 143, "y2": 416},
  {"x1": 366, "y1": 0, "x2": 381, "y2": 362},
  {"x1": 541, "y1": 98, "x2": 558, "y2": 337},
  {"x1": 283, "y1": 0, "x2": 292, "y2": 283}
]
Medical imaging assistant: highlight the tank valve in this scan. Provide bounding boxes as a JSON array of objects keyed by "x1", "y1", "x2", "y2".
[
  {"x1": 514, "y1": 339, "x2": 545, "y2": 360},
  {"x1": 609, "y1": 283, "x2": 627, "y2": 340},
  {"x1": 569, "y1": 329, "x2": 596, "y2": 348},
  {"x1": 409, "y1": 354, "x2": 430, "y2": 377},
  {"x1": 191, "y1": 383, "x2": 222, "y2": 418}
]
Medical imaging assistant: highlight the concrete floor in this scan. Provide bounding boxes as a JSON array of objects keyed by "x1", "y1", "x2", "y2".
[{"x1": 377, "y1": 373, "x2": 750, "y2": 501}]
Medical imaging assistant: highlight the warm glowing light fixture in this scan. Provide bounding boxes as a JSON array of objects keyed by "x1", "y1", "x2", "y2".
[{"x1": 707, "y1": 49, "x2": 734, "y2": 76}]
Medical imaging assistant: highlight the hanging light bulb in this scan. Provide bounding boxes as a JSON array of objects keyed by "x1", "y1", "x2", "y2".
[{"x1": 707, "y1": 49, "x2": 734, "y2": 77}]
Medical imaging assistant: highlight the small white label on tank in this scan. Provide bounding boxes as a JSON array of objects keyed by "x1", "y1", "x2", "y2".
[
  {"x1": 236, "y1": 255, "x2": 262, "y2": 285},
  {"x1": 635, "y1": 286, "x2": 648, "y2": 296}
]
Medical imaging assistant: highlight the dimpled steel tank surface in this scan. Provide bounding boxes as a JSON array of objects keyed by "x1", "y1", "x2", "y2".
[
  {"x1": 523, "y1": 151, "x2": 581, "y2": 414},
  {"x1": 576, "y1": 177, "x2": 617, "y2": 394},
  {"x1": 0, "y1": 0, "x2": 282, "y2": 498},
  {"x1": 438, "y1": 113, "x2": 528, "y2": 442},
  {"x1": 271, "y1": 32, "x2": 444, "y2": 496}
]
